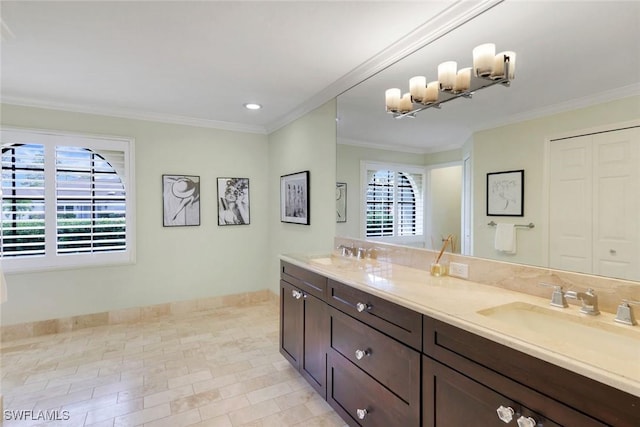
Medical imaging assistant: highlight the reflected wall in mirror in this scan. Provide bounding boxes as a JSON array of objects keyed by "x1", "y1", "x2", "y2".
[{"x1": 336, "y1": 0, "x2": 640, "y2": 281}]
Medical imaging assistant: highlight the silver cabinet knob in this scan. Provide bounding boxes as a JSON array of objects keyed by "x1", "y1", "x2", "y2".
[
  {"x1": 517, "y1": 416, "x2": 537, "y2": 427},
  {"x1": 356, "y1": 408, "x2": 368, "y2": 420},
  {"x1": 355, "y1": 349, "x2": 370, "y2": 360},
  {"x1": 356, "y1": 302, "x2": 370, "y2": 312},
  {"x1": 291, "y1": 290, "x2": 303, "y2": 299},
  {"x1": 610, "y1": 249, "x2": 617, "y2": 255},
  {"x1": 496, "y1": 405, "x2": 515, "y2": 423}
]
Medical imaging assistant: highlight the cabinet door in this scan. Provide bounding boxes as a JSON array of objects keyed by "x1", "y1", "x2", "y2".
[
  {"x1": 301, "y1": 291, "x2": 328, "y2": 398},
  {"x1": 280, "y1": 280, "x2": 302, "y2": 368},
  {"x1": 423, "y1": 356, "x2": 563, "y2": 427}
]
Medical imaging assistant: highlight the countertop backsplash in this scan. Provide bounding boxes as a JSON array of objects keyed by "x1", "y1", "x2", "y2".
[{"x1": 334, "y1": 237, "x2": 640, "y2": 315}]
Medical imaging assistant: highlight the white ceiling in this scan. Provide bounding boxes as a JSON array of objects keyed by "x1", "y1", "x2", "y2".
[
  {"x1": 2, "y1": 1, "x2": 638, "y2": 149},
  {"x1": 0, "y1": 0, "x2": 465, "y2": 133}
]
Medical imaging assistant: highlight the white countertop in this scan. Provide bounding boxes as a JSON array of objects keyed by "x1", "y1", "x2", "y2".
[{"x1": 280, "y1": 253, "x2": 640, "y2": 397}]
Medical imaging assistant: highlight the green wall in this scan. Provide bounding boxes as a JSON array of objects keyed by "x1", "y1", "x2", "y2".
[
  {"x1": 472, "y1": 95, "x2": 640, "y2": 266},
  {"x1": 0, "y1": 100, "x2": 337, "y2": 325}
]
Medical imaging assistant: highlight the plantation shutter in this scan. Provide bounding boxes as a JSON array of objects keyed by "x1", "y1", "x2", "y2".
[
  {"x1": 0, "y1": 144, "x2": 46, "y2": 257},
  {"x1": 365, "y1": 167, "x2": 424, "y2": 238},
  {"x1": 56, "y1": 147, "x2": 127, "y2": 254}
]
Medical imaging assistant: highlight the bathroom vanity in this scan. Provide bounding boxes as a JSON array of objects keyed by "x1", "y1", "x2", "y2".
[{"x1": 279, "y1": 255, "x2": 639, "y2": 427}]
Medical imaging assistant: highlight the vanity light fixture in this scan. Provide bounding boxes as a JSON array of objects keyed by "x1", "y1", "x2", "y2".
[
  {"x1": 385, "y1": 44, "x2": 516, "y2": 119},
  {"x1": 243, "y1": 103, "x2": 262, "y2": 110}
]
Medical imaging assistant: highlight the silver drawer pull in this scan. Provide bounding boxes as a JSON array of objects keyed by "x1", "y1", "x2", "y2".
[
  {"x1": 291, "y1": 290, "x2": 303, "y2": 300},
  {"x1": 356, "y1": 302, "x2": 371, "y2": 312},
  {"x1": 355, "y1": 349, "x2": 370, "y2": 360},
  {"x1": 496, "y1": 405, "x2": 514, "y2": 423},
  {"x1": 517, "y1": 416, "x2": 537, "y2": 427},
  {"x1": 356, "y1": 408, "x2": 368, "y2": 420}
]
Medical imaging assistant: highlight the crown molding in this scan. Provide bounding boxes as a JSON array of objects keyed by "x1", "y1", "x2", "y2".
[
  {"x1": 338, "y1": 137, "x2": 464, "y2": 155},
  {"x1": 474, "y1": 83, "x2": 640, "y2": 133},
  {"x1": 1, "y1": 96, "x2": 268, "y2": 134},
  {"x1": 265, "y1": 0, "x2": 503, "y2": 134}
]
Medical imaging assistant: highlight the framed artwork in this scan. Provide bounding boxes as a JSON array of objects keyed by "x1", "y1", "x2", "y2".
[
  {"x1": 486, "y1": 169, "x2": 524, "y2": 216},
  {"x1": 281, "y1": 171, "x2": 310, "y2": 225},
  {"x1": 217, "y1": 177, "x2": 250, "y2": 225},
  {"x1": 336, "y1": 182, "x2": 347, "y2": 223},
  {"x1": 162, "y1": 174, "x2": 201, "y2": 226}
]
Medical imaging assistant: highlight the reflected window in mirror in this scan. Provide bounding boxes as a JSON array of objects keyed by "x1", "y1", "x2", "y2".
[{"x1": 363, "y1": 162, "x2": 424, "y2": 246}]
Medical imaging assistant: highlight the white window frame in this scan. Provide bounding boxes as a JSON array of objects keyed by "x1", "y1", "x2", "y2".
[
  {"x1": 360, "y1": 161, "x2": 426, "y2": 246},
  {"x1": 0, "y1": 127, "x2": 136, "y2": 273}
]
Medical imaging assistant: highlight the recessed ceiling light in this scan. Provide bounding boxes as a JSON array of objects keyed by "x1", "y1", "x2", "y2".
[{"x1": 244, "y1": 103, "x2": 262, "y2": 110}]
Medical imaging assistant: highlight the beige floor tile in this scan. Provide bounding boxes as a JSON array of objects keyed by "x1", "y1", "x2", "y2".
[
  {"x1": 0, "y1": 300, "x2": 344, "y2": 427},
  {"x1": 113, "y1": 403, "x2": 171, "y2": 426},
  {"x1": 227, "y1": 399, "x2": 281, "y2": 425}
]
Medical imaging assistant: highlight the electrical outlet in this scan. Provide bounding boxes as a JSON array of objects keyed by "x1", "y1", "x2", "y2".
[{"x1": 449, "y1": 262, "x2": 469, "y2": 279}]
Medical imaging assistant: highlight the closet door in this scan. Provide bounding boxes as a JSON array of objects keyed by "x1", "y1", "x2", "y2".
[
  {"x1": 592, "y1": 127, "x2": 640, "y2": 280},
  {"x1": 549, "y1": 135, "x2": 593, "y2": 274},
  {"x1": 549, "y1": 126, "x2": 640, "y2": 281}
]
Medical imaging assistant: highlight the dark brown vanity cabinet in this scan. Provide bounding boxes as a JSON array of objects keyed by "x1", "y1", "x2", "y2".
[
  {"x1": 280, "y1": 262, "x2": 639, "y2": 427},
  {"x1": 279, "y1": 262, "x2": 329, "y2": 398},
  {"x1": 422, "y1": 316, "x2": 639, "y2": 427}
]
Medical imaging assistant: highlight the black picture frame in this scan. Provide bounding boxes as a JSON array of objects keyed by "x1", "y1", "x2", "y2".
[
  {"x1": 217, "y1": 177, "x2": 250, "y2": 225},
  {"x1": 486, "y1": 169, "x2": 524, "y2": 216},
  {"x1": 162, "y1": 174, "x2": 201, "y2": 226},
  {"x1": 281, "y1": 171, "x2": 310, "y2": 225},
  {"x1": 336, "y1": 182, "x2": 347, "y2": 223}
]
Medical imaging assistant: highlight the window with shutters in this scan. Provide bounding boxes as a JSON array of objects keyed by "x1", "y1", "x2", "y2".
[
  {"x1": 0, "y1": 128, "x2": 135, "y2": 272},
  {"x1": 363, "y1": 162, "x2": 424, "y2": 245}
]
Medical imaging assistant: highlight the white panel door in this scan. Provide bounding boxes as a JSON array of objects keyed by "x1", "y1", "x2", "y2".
[
  {"x1": 592, "y1": 127, "x2": 640, "y2": 280},
  {"x1": 549, "y1": 136, "x2": 593, "y2": 274}
]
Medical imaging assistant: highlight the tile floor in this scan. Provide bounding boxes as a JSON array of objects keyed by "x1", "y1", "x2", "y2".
[{"x1": 0, "y1": 300, "x2": 348, "y2": 427}]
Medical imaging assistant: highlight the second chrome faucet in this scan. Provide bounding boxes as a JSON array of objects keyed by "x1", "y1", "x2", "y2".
[{"x1": 543, "y1": 284, "x2": 600, "y2": 316}]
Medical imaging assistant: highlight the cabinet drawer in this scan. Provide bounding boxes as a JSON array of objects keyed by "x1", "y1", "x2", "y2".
[
  {"x1": 327, "y1": 279, "x2": 422, "y2": 350},
  {"x1": 329, "y1": 306, "x2": 420, "y2": 404},
  {"x1": 281, "y1": 261, "x2": 327, "y2": 299},
  {"x1": 423, "y1": 315, "x2": 634, "y2": 426},
  {"x1": 327, "y1": 349, "x2": 419, "y2": 427}
]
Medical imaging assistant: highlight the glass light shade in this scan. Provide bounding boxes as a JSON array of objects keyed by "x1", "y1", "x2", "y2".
[
  {"x1": 491, "y1": 51, "x2": 516, "y2": 79},
  {"x1": 385, "y1": 88, "x2": 401, "y2": 112},
  {"x1": 438, "y1": 61, "x2": 457, "y2": 91},
  {"x1": 409, "y1": 76, "x2": 427, "y2": 102},
  {"x1": 473, "y1": 43, "x2": 496, "y2": 77},
  {"x1": 399, "y1": 92, "x2": 413, "y2": 113},
  {"x1": 425, "y1": 81, "x2": 439, "y2": 103},
  {"x1": 453, "y1": 67, "x2": 471, "y2": 92}
]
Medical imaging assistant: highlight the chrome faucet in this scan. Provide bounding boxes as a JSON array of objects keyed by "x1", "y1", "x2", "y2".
[
  {"x1": 614, "y1": 300, "x2": 639, "y2": 326},
  {"x1": 337, "y1": 244, "x2": 354, "y2": 257},
  {"x1": 565, "y1": 288, "x2": 600, "y2": 315},
  {"x1": 539, "y1": 282, "x2": 568, "y2": 308}
]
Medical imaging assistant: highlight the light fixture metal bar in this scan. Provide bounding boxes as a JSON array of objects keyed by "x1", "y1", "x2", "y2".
[{"x1": 390, "y1": 60, "x2": 512, "y2": 119}]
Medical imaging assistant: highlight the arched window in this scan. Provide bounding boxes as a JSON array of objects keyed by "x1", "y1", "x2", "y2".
[
  {"x1": 0, "y1": 129, "x2": 134, "y2": 272},
  {"x1": 364, "y1": 162, "x2": 424, "y2": 243}
]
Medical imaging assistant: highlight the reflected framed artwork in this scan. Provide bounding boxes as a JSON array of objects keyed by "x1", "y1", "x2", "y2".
[
  {"x1": 217, "y1": 177, "x2": 250, "y2": 225},
  {"x1": 281, "y1": 171, "x2": 310, "y2": 225},
  {"x1": 162, "y1": 174, "x2": 201, "y2": 226},
  {"x1": 336, "y1": 182, "x2": 347, "y2": 222},
  {"x1": 486, "y1": 169, "x2": 524, "y2": 216}
]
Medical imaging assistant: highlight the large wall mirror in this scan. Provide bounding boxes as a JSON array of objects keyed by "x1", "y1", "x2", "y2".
[{"x1": 336, "y1": 0, "x2": 640, "y2": 282}]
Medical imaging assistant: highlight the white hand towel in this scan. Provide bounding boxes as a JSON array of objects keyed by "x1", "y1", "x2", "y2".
[{"x1": 494, "y1": 223, "x2": 516, "y2": 254}]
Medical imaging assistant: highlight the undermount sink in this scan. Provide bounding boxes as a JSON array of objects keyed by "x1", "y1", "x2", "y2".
[
  {"x1": 477, "y1": 302, "x2": 640, "y2": 365},
  {"x1": 308, "y1": 255, "x2": 355, "y2": 267}
]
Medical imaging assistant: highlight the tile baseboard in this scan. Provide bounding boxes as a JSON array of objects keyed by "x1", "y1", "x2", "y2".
[{"x1": 1, "y1": 289, "x2": 278, "y2": 342}]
